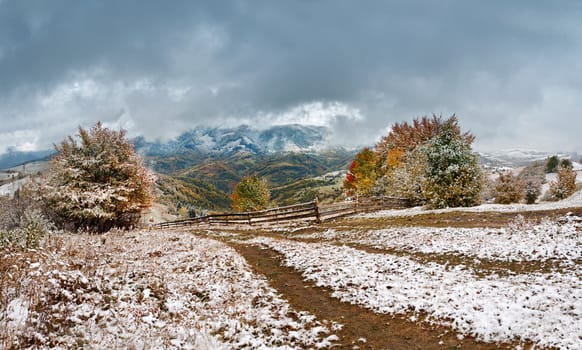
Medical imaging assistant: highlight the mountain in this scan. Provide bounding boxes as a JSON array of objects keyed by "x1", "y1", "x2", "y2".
[
  {"x1": 0, "y1": 149, "x2": 53, "y2": 169},
  {"x1": 135, "y1": 124, "x2": 329, "y2": 157}
]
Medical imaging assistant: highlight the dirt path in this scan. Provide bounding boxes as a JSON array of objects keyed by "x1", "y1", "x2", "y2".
[{"x1": 228, "y1": 241, "x2": 543, "y2": 350}]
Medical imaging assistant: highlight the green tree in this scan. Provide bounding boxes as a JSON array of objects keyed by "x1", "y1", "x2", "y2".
[
  {"x1": 231, "y1": 175, "x2": 270, "y2": 212},
  {"x1": 423, "y1": 122, "x2": 483, "y2": 208},
  {"x1": 545, "y1": 156, "x2": 559, "y2": 173},
  {"x1": 41, "y1": 122, "x2": 155, "y2": 232}
]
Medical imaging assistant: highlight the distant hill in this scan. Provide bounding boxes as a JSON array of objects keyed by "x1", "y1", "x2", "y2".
[
  {"x1": 0, "y1": 150, "x2": 53, "y2": 169},
  {"x1": 478, "y1": 149, "x2": 582, "y2": 168}
]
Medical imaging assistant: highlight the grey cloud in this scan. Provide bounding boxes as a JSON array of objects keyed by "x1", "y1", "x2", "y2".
[{"x1": 1, "y1": 0, "x2": 582, "y2": 153}]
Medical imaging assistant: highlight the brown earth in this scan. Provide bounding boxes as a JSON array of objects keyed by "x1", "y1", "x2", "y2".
[
  {"x1": 324, "y1": 207, "x2": 582, "y2": 230},
  {"x1": 227, "y1": 241, "x2": 549, "y2": 350}
]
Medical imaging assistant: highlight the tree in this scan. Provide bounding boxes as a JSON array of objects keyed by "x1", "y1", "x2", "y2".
[
  {"x1": 41, "y1": 122, "x2": 155, "y2": 232},
  {"x1": 494, "y1": 172, "x2": 525, "y2": 204},
  {"x1": 375, "y1": 114, "x2": 474, "y2": 159},
  {"x1": 387, "y1": 146, "x2": 429, "y2": 205},
  {"x1": 423, "y1": 122, "x2": 482, "y2": 208},
  {"x1": 549, "y1": 166, "x2": 577, "y2": 200},
  {"x1": 545, "y1": 156, "x2": 559, "y2": 173},
  {"x1": 343, "y1": 147, "x2": 382, "y2": 196},
  {"x1": 231, "y1": 175, "x2": 270, "y2": 212}
]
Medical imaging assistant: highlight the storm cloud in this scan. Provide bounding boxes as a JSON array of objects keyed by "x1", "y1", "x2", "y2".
[{"x1": 1, "y1": 0, "x2": 582, "y2": 153}]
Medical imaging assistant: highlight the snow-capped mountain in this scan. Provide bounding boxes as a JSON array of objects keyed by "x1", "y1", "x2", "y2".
[
  {"x1": 478, "y1": 149, "x2": 582, "y2": 168},
  {"x1": 135, "y1": 124, "x2": 330, "y2": 157}
]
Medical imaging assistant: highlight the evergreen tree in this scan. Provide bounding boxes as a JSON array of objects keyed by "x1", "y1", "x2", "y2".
[
  {"x1": 41, "y1": 122, "x2": 155, "y2": 232},
  {"x1": 423, "y1": 122, "x2": 482, "y2": 208},
  {"x1": 545, "y1": 156, "x2": 559, "y2": 173},
  {"x1": 231, "y1": 175, "x2": 270, "y2": 212}
]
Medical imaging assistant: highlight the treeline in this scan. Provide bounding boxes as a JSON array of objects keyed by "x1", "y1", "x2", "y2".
[{"x1": 343, "y1": 115, "x2": 482, "y2": 208}]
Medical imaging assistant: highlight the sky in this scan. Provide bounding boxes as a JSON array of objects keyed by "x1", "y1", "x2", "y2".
[{"x1": 1, "y1": 0, "x2": 582, "y2": 154}]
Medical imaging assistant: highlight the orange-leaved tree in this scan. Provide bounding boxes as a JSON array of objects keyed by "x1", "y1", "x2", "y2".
[{"x1": 343, "y1": 147, "x2": 382, "y2": 196}]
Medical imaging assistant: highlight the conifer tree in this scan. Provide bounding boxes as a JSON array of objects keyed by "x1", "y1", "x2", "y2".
[
  {"x1": 423, "y1": 121, "x2": 482, "y2": 208},
  {"x1": 41, "y1": 122, "x2": 155, "y2": 232}
]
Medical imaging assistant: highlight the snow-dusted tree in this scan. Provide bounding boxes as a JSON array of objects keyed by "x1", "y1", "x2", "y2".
[
  {"x1": 41, "y1": 122, "x2": 155, "y2": 232},
  {"x1": 549, "y1": 166, "x2": 577, "y2": 200},
  {"x1": 494, "y1": 172, "x2": 525, "y2": 204},
  {"x1": 231, "y1": 175, "x2": 270, "y2": 212},
  {"x1": 423, "y1": 122, "x2": 482, "y2": 208},
  {"x1": 343, "y1": 147, "x2": 382, "y2": 196},
  {"x1": 375, "y1": 114, "x2": 474, "y2": 159},
  {"x1": 382, "y1": 146, "x2": 428, "y2": 205}
]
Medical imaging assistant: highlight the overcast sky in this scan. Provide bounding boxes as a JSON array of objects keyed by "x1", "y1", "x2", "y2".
[{"x1": 1, "y1": 0, "x2": 581, "y2": 154}]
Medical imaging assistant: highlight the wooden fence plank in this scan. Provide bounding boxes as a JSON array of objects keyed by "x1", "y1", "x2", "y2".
[{"x1": 153, "y1": 196, "x2": 410, "y2": 229}]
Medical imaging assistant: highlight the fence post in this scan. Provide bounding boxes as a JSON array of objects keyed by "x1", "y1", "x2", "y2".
[
  {"x1": 314, "y1": 196, "x2": 322, "y2": 223},
  {"x1": 248, "y1": 213, "x2": 252, "y2": 226}
]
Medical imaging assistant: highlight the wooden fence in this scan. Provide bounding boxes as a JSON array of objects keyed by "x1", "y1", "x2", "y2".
[{"x1": 153, "y1": 196, "x2": 410, "y2": 230}]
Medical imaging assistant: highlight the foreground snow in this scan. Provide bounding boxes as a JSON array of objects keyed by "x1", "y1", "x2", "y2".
[
  {"x1": 297, "y1": 215, "x2": 582, "y2": 264},
  {"x1": 1, "y1": 231, "x2": 338, "y2": 349},
  {"x1": 248, "y1": 236, "x2": 581, "y2": 350}
]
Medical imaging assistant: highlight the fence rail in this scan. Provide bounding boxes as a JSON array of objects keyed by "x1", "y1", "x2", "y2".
[{"x1": 153, "y1": 196, "x2": 410, "y2": 230}]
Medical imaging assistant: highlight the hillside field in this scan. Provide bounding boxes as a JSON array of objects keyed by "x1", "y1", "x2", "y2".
[{"x1": 1, "y1": 197, "x2": 581, "y2": 349}]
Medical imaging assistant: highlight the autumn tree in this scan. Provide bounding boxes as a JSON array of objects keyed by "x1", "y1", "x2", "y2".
[
  {"x1": 385, "y1": 146, "x2": 429, "y2": 205},
  {"x1": 423, "y1": 121, "x2": 482, "y2": 208},
  {"x1": 231, "y1": 175, "x2": 270, "y2": 212},
  {"x1": 549, "y1": 166, "x2": 577, "y2": 200},
  {"x1": 41, "y1": 122, "x2": 155, "y2": 232},
  {"x1": 375, "y1": 114, "x2": 474, "y2": 159},
  {"x1": 494, "y1": 172, "x2": 525, "y2": 204},
  {"x1": 343, "y1": 147, "x2": 382, "y2": 196}
]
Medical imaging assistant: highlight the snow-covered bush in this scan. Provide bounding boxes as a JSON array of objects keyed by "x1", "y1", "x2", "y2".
[
  {"x1": 549, "y1": 166, "x2": 577, "y2": 200},
  {"x1": 494, "y1": 172, "x2": 524, "y2": 204},
  {"x1": 0, "y1": 210, "x2": 54, "y2": 249},
  {"x1": 423, "y1": 123, "x2": 483, "y2": 208},
  {"x1": 40, "y1": 122, "x2": 156, "y2": 232}
]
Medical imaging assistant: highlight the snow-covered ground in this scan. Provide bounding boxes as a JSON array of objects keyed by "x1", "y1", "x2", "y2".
[
  {"x1": 1, "y1": 231, "x2": 338, "y2": 349},
  {"x1": 296, "y1": 216, "x2": 581, "y2": 264},
  {"x1": 0, "y1": 176, "x2": 30, "y2": 197},
  {"x1": 360, "y1": 189, "x2": 582, "y2": 218},
  {"x1": 249, "y1": 235, "x2": 581, "y2": 350}
]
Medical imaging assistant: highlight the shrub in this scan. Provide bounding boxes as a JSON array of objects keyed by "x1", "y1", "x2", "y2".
[
  {"x1": 231, "y1": 175, "x2": 270, "y2": 212},
  {"x1": 560, "y1": 159, "x2": 573, "y2": 169},
  {"x1": 524, "y1": 180, "x2": 542, "y2": 204},
  {"x1": 494, "y1": 172, "x2": 525, "y2": 204},
  {"x1": 549, "y1": 166, "x2": 577, "y2": 200},
  {"x1": 0, "y1": 209, "x2": 54, "y2": 249},
  {"x1": 40, "y1": 122, "x2": 156, "y2": 232}
]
